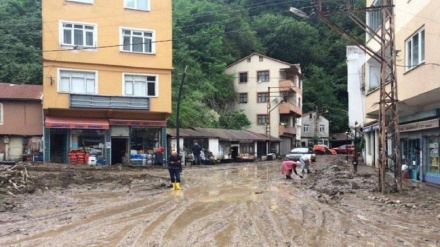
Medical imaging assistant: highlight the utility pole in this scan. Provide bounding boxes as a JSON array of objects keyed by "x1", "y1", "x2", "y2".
[{"x1": 292, "y1": 0, "x2": 401, "y2": 193}]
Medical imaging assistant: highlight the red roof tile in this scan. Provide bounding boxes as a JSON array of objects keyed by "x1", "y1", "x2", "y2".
[{"x1": 0, "y1": 83, "x2": 43, "y2": 100}]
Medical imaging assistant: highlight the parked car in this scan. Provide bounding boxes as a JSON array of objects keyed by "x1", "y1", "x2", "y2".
[
  {"x1": 286, "y1": 147, "x2": 316, "y2": 162},
  {"x1": 313, "y1": 144, "x2": 337, "y2": 155},
  {"x1": 331, "y1": 144, "x2": 355, "y2": 154}
]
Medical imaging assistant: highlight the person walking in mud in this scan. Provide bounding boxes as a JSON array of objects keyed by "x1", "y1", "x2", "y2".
[
  {"x1": 300, "y1": 153, "x2": 313, "y2": 174},
  {"x1": 281, "y1": 159, "x2": 303, "y2": 179},
  {"x1": 192, "y1": 142, "x2": 202, "y2": 165},
  {"x1": 168, "y1": 151, "x2": 183, "y2": 190}
]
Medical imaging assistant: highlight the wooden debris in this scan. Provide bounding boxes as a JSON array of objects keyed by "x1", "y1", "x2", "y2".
[{"x1": 0, "y1": 164, "x2": 32, "y2": 195}]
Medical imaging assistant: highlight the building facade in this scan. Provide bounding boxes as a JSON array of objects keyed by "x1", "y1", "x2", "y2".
[
  {"x1": 300, "y1": 112, "x2": 330, "y2": 147},
  {"x1": 225, "y1": 53, "x2": 303, "y2": 156},
  {"x1": 42, "y1": 0, "x2": 172, "y2": 164},
  {"x1": 0, "y1": 83, "x2": 43, "y2": 161},
  {"x1": 362, "y1": 0, "x2": 440, "y2": 184}
]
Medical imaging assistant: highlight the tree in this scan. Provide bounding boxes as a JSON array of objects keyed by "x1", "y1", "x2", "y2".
[{"x1": 0, "y1": 0, "x2": 42, "y2": 84}]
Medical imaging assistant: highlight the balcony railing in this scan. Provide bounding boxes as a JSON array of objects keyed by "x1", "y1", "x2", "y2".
[
  {"x1": 70, "y1": 94, "x2": 150, "y2": 110},
  {"x1": 279, "y1": 102, "x2": 302, "y2": 116},
  {"x1": 279, "y1": 125, "x2": 296, "y2": 136},
  {"x1": 279, "y1": 80, "x2": 302, "y2": 95}
]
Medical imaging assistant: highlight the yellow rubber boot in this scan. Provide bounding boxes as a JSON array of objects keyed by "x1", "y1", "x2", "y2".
[
  {"x1": 171, "y1": 183, "x2": 176, "y2": 190},
  {"x1": 175, "y1": 183, "x2": 182, "y2": 190}
]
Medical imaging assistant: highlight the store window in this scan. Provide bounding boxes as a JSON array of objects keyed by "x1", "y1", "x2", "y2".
[
  {"x1": 72, "y1": 129, "x2": 105, "y2": 156},
  {"x1": 427, "y1": 136, "x2": 439, "y2": 174},
  {"x1": 130, "y1": 127, "x2": 161, "y2": 154}
]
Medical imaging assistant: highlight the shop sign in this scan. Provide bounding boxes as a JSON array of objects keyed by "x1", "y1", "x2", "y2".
[
  {"x1": 399, "y1": 119, "x2": 439, "y2": 133},
  {"x1": 110, "y1": 119, "x2": 167, "y2": 127},
  {"x1": 46, "y1": 123, "x2": 107, "y2": 129},
  {"x1": 363, "y1": 123, "x2": 379, "y2": 133}
]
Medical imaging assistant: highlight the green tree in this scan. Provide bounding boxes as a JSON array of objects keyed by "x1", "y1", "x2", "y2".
[{"x1": 0, "y1": 0, "x2": 42, "y2": 84}]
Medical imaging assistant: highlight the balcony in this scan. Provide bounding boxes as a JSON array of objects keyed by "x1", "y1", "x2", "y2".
[
  {"x1": 279, "y1": 80, "x2": 302, "y2": 95},
  {"x1": 70, "y1": 94, "x2": 150, "y2": 110},
  {"x1": 279, "y1": 125, "x2": 296, "y2": 136},
  {"x1": 279, "y1": 102, "x2": 302, "y2": 116}
]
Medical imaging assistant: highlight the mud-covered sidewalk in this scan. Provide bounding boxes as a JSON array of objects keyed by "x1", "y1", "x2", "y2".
[{"x1": 1, "y1": 155, "x2": 439, "y2": 246}]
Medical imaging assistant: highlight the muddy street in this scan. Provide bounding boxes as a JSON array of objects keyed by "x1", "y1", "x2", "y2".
[{"x1": 1, "y1": 156, "x2": 440, "y2": 247}]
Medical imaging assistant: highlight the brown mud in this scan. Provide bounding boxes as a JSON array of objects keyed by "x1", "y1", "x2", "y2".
[{"x1": 0, "y1": 155, "x2": 439, "y2": 247}]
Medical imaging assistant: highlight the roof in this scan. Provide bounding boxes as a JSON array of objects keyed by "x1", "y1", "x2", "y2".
[
  {"x1": 226, "y1": 52, "x2": 300, "y2": 69},
  {"x1": 0, "y1": 83, "x2": 43, "y2": 100},
  {"x1": 167, "y1": 128, "x2": 280, "y2": 142}
]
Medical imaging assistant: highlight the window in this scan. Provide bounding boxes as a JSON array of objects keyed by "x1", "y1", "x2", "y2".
[
  {"x1": 239, "y1": 93, "x2": 248, "y2": 103},
  {"x1": 239, "y1": 72, "x2": 248, "y2": 83},
  {"x1": 257, "y1": 92, "x2": 268, "y2": 103},
  {"x1": 124, "y1": 74, "x2": 157, "y2": 97},
  {"x1": 66, "y1": 0, "x2": 93, "y2": 3},
  {"x1": 304, "y1": 124, "x2": 309, "y2": 133},
  {"x1": 59, "y1": 69, "x2": 96, "y2": 94},
  {"x1": 60, "y1": 21, "x2": 96, "y2": 47},
  {"x1": 367, "y1": 0, "x2": 382, "y2": 39},
  {"x1": 257, "y1": 115, "x2": 268, "y2": 125},
  {"x1": 257, "y1": 71, "x2": 269, "y2": 82},
  {"x1": 406, "y1": 28, "x2": 425, "y2": 70},
  {"x1": 124, "y1": 0, "x2": 149, "y2": 11},
  {"x1": 259, "y1": 56, "x2": 263, "y2": 62},
  {"x1": 247, "y1": 58, "x2": 251, "y2": 63},
  {"x1": 309, "y1": 114, "x2": 312, "y2": 119},
  {"x1": 121, "y1": 28, "x2": 155, "y2": 54},
  {"x1": 298, "y1": 97, "x2": 301, "y2": 107},
  {"x1": 319, "y1": 124, "x2": 325, "y2": 133},
  {"x1": 0, "y1": 103, "x2": 3, "y2": 125}
]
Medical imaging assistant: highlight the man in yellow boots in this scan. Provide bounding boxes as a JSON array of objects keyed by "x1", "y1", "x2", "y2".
[{"x1": 168, "y1": 151, "x2": 183, "y2": 190}]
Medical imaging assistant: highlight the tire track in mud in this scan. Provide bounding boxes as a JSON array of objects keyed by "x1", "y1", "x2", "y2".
[{"x1": 2, "y1": 160, "x2": 440, "y2": 247}]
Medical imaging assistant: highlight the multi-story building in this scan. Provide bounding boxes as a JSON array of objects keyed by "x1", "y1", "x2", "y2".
[
  {"x1": 226, "y1": 53, "x2": 303, "y2": 156},
  {"x1": 361, "y1": 0, "x2": 440, "y2": 184},
  {"x1": 42, "y1": 0, "x2": 172, "y2": 164},
  {"x1": 300, "y1": 112, "x2": 330, "y2": 147}
]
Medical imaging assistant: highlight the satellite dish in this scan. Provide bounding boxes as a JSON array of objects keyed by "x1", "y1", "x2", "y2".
[{"x1": 289, "y1": 7, "x2": 309, "y2": 19}]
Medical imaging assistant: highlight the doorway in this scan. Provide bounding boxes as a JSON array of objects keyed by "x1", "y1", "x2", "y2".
[
  {"x1": 50, "y1": 133, "x2": 68, "y2": 163},
  {"x1": 111, "y1": 138, "x2": 128, "y2": 165}
]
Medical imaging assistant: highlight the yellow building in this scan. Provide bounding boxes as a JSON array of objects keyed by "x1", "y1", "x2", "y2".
[{"x1": 42, "y1": 0, "x2": 172, "y2": 165}]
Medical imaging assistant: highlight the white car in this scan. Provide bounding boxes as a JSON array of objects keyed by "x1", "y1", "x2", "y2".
[{"x1": 285, "y1": 147, "x2": 316, "y2": 162}]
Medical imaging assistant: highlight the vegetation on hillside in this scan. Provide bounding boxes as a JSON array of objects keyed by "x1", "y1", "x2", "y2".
[{"x1": 0, "y1": 0, "x2": 365, "y2": 133}]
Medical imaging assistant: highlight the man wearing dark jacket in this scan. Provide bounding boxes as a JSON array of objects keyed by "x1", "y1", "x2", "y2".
[{"x1": 192, "y1": 142, "x2": 202, "y2": 165}]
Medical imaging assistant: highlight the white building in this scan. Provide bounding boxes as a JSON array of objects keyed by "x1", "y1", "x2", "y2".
[
  {"x1": 225, "y1": 53, "x2": 303, "y2": 155},
  {"x1": 301, "y1": 112, "x2": 330, "y2": 147}
]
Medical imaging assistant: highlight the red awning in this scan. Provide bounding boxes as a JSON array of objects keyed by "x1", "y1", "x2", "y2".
[
  {"x1": 109, "y1": 119, "x2": 167, "y2": 127},
  {"x1": 45, "y1": 117, "x2": 109, "y2": 129}
]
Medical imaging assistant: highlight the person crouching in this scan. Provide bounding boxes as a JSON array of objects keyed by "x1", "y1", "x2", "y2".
[
  {"x1": 168, "y1": 151, "x2": 183, "y2": 190},
  {"x1": 281, "y1": 159, "x2": 303, "y2": 179}
]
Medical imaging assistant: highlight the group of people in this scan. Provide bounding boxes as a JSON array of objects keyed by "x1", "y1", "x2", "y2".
[
  {"x1": 191, "y1": 143, "x2": 216, "y2": 165},
  {"x1": 281, "y1": 153, "x2": 314, "y2": 179},
  {"x1": 166, "y1": 143, "x2": 315, "y2": 191}
]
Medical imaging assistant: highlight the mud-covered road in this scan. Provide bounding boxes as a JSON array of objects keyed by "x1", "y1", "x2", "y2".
[{"x1": 1, "y1": 156, "x2": 440, "y2": 247}]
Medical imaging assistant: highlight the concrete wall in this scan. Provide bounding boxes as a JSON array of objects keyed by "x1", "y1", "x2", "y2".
[{"x1": 0, "y1": 101, "x2": 43, "y2": 136}]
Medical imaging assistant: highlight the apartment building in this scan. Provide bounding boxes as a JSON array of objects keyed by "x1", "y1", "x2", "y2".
[
  {"x1": 42, "y1": 0, "x2": 172, "y2": 164},
  {"x1": 362, "y1": 0, "x2": 440, "y2": 184},
  {"x1": 300, "y1": 112, "x2": 330, "y2": 147},
  {"x1": 225, "y1": 53, "x2": 303, "y2": 156}
]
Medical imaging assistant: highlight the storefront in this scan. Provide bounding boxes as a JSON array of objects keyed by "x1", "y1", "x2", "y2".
[
  {"x1": 44, "y1": 117, "x2": 168, "y2": 165},
  {"x1": 399, "y1": 118, "x2": 440, "y2": 184},
  {"x1": 109, "y1": 119, "x2": 167, "y2": 165},
  {"x1": 44, "y1": 117, "x2": 110, "y2": 164}
]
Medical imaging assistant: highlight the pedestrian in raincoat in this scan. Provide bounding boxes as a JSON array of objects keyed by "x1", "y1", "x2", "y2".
[
  {"x1": 168, "y1": 151, "x2": 183, "y2": 190},
  {"x1": 281, "y1": 159, "x2": 302, "y2": 179}
]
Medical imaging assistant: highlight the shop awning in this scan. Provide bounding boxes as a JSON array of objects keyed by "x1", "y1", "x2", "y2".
[
  {"x1": 109, "y1": 119, "x2": 167, "y2": 127},
  {"x1": 45, "y1": 117, "x2": 109, "y2": 129}
]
